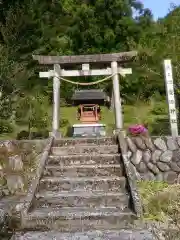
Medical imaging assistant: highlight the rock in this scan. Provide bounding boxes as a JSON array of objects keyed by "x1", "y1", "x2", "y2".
[
  {"x1": 151, "y1": 150, "x2": 162, "y2": 164},
  {"x1": 2, "y1": 189, "x2": 9, "y2": 196},
  {"x1": 166, "y1": 137, "x2": 178, "y2": 151},
  {"x1": 157, "y1": 162, "x2": 170, "y2": 172},
  {"x1": 169, "y1": 162, "x2": 180, "y2": 172},
  {"x1": 177, "y1": 137, "x2": 180, "y2": 147},
  {"x1": 133, "y1": 137, "x2": 146, "y2": 150},
  {"x1": 8, "y1": 155, "x2": 23, "y2": 171},
  {"x1": 156, "y1": 173, "x2": 164, "y2": 181},
  {"x1": 6, "y1": 175, "x2": 24, "y2": 194},
  {"x1": 143, "y1": 149, "x2": 151, "y2": 163},
  {"x1": 0, "y1": 207, "x2": 8, "y2": 235},
  {"x1": 131, "y1": 150, "x2": 142, "y2": 165},
  {"x1": 164, "y1": 171, "x2": 177, "y2": 184},
  {"x1": 129, "y1": 163, "x2": 141, "y2": 181},
  {"x1": 0, "y1": 208, "x2": 6, "y2": 225},
  {"x1": 143, "y1": 137, "x2": 155, "y2": 151},
  {"x1": 15, "y1": 203, "x2": 24, "y2": 212},
  {"x1": 177, "y1": 174, "x2": 180, "y2": 184},
  {"x1": 126, "y1": 137, "x2": 137, "y2": 153},
  {"x1": 147, "y1": 162, "x2": 160, "y2": 175},
  {"x1": 172, "y1": 149, "x2": 180, "y2": 162},
  {"x1": 147, "y1": 172, "x2": 156, "y2": 181},
  {"x1": 127, "y1": 151, "x2": 132, "y2": 158},
  {"x1": 3, "y1": 140, "x2": 17, "y2": 153},
  {"x1": 119, "y1": 135, "x2": 128, "y2": 153},
  {"x1": 154, "y1": 138, "x2": 167, "y2": 151},
  {"x1": 159, "y1": 150, "x2": 173, "y2": 163},
  {"x1": 136, "y1": 162, "x2": 147, "y2": 173},
  {"x1": 0, "y1": 188, "x2": 3, "y2": 198},
  {"x1": 177, "y1": 161, "x2": 180, "y2": 168},
  {"x1": 140, "y1": 174, "x2": 147, "y2": 181}
]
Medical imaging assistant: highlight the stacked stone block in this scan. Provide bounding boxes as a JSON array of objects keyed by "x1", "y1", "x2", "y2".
[{"x1": 126, "y1": 136, "x2": 180, "y2": 183}]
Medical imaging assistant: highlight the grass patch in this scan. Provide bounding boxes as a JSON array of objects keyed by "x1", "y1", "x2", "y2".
[
  {"x1": 59, "y1": 101, "x2": 168, "y2": 135},
  {"x1": 138, "y1": 181, "x2": 180, "y2": 225},
  {"x1": 0, "y1": 100, "x2": 170, "y2": 139},
  {"x1": 56, "y1": 100, "x2": 170, "y2": 136}
]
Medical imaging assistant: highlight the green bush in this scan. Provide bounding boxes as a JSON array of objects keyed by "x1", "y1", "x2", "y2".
[
  {"x1": 15, "y1": 94, "x2": 50, "y2": 132},
  {"x1": 150, "y1": 117, "x2": 170, "y2": 136},
  {"x1": 150, "y1": 102, "x2": 168, "y2": 115},
  {"x1": 16, "y1": 131, "x2": 29, "y2": 140},
  {"x1": 149, "y1": 92, "x2": 166, "y2": 103},
  {"x1": 30, "y1": 130, "x2": 49, "y2": 139},
  {"x1": 0, "y1": 120, "x2": 14, "y2": 134},
  {"x1": 16, "y1": 130, "x2": 49, "y2": 140},
  {"x1": 66, "y1": 126, "x2": 73, "y2": 137},
  {"x1": 148, "y1": 101, "x2": 170, "y2": 135},
  {"x1": 60, "y1": 118, "x2": 69, "y2": 128}
]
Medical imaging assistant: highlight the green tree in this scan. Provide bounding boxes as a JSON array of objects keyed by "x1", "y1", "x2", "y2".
[
  {"x1": 1, "y1": 0, "x2": 173, "y2": 105},
  {"x1": 135, "y1": 6, "x2": 180, "y2": 98},
  {"x1": 15, "y1": 93, "x2": 49, "y2": 138}
]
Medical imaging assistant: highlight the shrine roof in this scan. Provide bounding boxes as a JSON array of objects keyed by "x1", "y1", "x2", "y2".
[{"x1": 71, "y1": 89, "x2": 107, "y2": 101}]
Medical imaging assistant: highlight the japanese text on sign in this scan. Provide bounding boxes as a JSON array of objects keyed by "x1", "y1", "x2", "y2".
[{"x1": 164, "y1": 59, "x2": 178, "y2": 137}]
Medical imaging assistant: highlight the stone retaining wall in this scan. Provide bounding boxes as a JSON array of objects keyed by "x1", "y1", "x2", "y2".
[
  {"x1": 0, "y1": 140, "x2": 47, "y2": 238},
  {"x1": 0, "y1": 140, "x2": 47, "y2": 198},
  {"x1": 126, "y1": 136, "x2": 180, "y2": 183}
]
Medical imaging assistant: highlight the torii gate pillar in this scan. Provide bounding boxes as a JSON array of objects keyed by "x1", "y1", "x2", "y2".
[
  {"x1": 52, "y1": 64, "x2": 61, "y2": 138},
  {"x1": 111, "y1": 61, "x2": 123, "y2": 130}
]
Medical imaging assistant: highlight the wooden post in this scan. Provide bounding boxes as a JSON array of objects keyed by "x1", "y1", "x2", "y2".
[
  {"x1": 163, "y1": 59, "x2": 178, "y2": 137},
  {"x1": 52, "y1": 64, "x2": 61, "y2": 138},
  {"x1": 111, "y1": 61, "x2": 123, "y2": 130}
]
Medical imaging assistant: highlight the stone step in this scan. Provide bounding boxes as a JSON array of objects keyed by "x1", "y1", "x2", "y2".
[
  {"x1": 35, "y1": 190, "x2": 129, "y2": 209},
  {"x1": 44, "y1": 164, "x2": 122, "y2": 177},
  {"x1": 25, "y1": 207, "x2": 136, "y2": 231},
  {"x1": 39, "y1": 176, "x2": 126, "y2": 192},
  {"x1": 13, "y1": 230, "x2": 155, "y2": 240},
  {"x1": 54, "y1": 137, "x2": 117, "y2": 147},
  {"x1": 48, "y1": 154, "x2": 121, "y2": 166},
  {"x1": 51, "y1": 145, "x2": 119, "y2": 156}
]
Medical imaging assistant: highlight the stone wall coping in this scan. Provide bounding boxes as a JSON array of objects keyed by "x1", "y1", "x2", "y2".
[{"x1": 20, "y1": 136, "x2": 54, "y2": 227}]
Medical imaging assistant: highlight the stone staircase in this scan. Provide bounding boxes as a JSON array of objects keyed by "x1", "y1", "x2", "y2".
[{"x1": 16, "y1": 137, "x2": 154, "y2": 239}]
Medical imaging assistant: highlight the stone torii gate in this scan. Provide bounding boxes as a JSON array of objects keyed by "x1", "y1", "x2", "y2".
[{"x1": 33, "y1": 51, "x2": 137, "y2": 137}]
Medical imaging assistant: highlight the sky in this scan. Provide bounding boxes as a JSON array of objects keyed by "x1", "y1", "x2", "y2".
[{"x1": 141, "y1": 0, "x2": 180, "y2": 19}]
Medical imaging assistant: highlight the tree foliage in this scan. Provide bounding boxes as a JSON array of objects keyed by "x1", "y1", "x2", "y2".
[
  {"x1": 15, "y1": 94, "x2": 49, "y2": 135},
  {"x1": 0, "y1": 0, "x2": 180, "y2": 134}
]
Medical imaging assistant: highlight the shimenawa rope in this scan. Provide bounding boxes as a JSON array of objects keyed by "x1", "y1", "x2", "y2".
[{"x1": 56, "y1": 74, "x2": 116, "y2": 86}]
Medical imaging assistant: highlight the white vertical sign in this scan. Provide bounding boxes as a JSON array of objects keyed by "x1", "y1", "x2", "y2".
[{"x1": 163, "y1": 59, "x2": 178, "y2": 137}]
